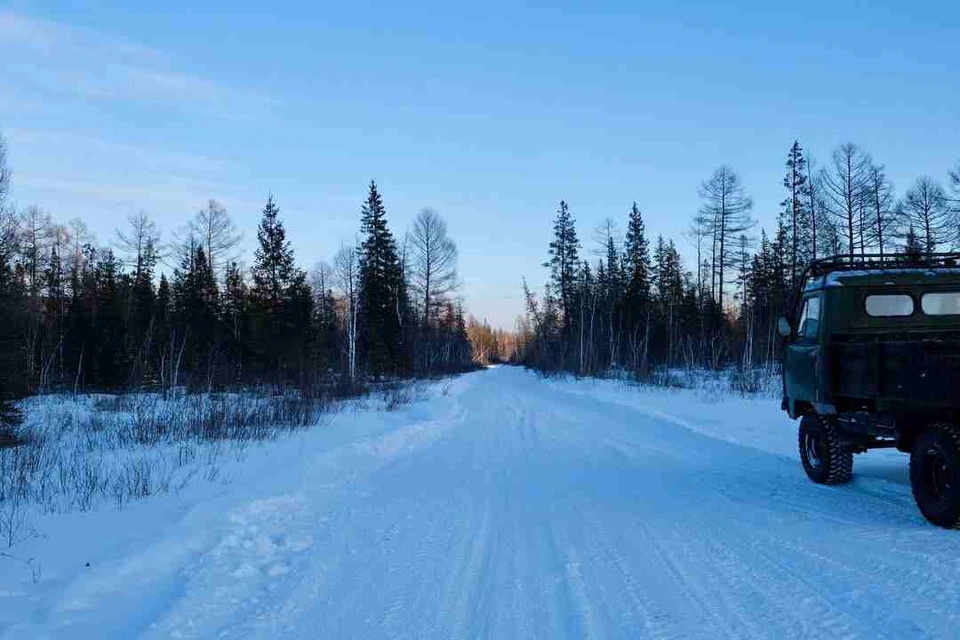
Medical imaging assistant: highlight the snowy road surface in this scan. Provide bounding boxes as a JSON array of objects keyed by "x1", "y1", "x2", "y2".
[{"x1": 4, "y1": 366, "x2": 960, "y2": 638}]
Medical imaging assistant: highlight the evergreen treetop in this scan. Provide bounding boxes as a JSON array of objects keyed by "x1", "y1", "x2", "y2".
[
  {"x1": 252, "y1": 195, "x2": 296, "y2": 307},
  {"x1": 624, "y1": 202, "x2": 651, "y2": 302},
  {"x1": 545, "y1": 200, "x2": 580, "y2": 320}
]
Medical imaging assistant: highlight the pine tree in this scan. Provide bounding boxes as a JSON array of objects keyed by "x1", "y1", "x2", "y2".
[{"x1": 357, "y1": 181, "x2": 408, "y2": 376}]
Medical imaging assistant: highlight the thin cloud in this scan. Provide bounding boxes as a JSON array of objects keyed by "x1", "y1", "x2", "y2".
[
  {"x1": 12, "y1": 174, "x2": 260, "y2": 214},
  {"x1": 0, "y1": 10, "x2": 268, "y2": 117},
  {"x1": 6, "y1": 127, "x2": 230, "y2": 174}
]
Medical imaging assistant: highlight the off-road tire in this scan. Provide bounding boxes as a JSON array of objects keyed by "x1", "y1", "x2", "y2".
[
  {"x1": 798, "y1": 413, "x2": 853, "y2": 485},
  {"x1": 910, "y1": 423, "x2": 960, "y2": 529}
]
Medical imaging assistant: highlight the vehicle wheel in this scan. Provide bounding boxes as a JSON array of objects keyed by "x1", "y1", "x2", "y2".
[
  {"x1": 910, "y1": 423, "x2": 960, "y2": 529},
  {"x1": 798, "y1": 413, "x2": 853, "y2": 485}
]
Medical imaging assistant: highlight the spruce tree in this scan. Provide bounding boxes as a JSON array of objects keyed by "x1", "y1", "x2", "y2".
[
  {"x1": 357, "y1": 181, "x2": 408, "y2": 376},
  {"x1": 623, "y1": 202, "x2": 651, "y2": 347},
  {"x1": 0, "y1": 234, "x2": 24, "y2": 443},
  {"x1": 154, "y1": 272, "x2": 172, "y2": 387},
  {"x1": 311, "y1": 269, "x2": 339, "y2": 377},
  {"x1": 903, "y1": 226, "x2": 924, "y2": 263},
  {"x1": 93, "y1": 249, "x2": 128, "y2": 389},
  {"x1": 41, "y1": 244, "x2": 66, "y2": 387},
  {"x1": 250, "y1": 195, "x2": 311, "y2": 381},
  {"x1": 652, "y1": 237, "x2": 685, "y2": 367},
  {"x1": 604, "y1": 230, "x2": 622, "y2": 299},
  {"x1": 780, "y1": 141, "x2": 810, "y2": 287},
  {"x1": 453, "y1": 302, "x2": 471, "y2": 366},
  {"x1": 597, "y1": 222, "x2": 623, "y2": 369},
  {"x1": 252, "y1": 196, "x2": 296, "y2": 310},
  {"x1": 223, "y1": 263, "x2": 247, "y2": 341},
  {"x1": 544, "y1": 200, "x2": 580, "y2": 332},
  {"x1": 172, "y1": 244, "x2": 218, "y2": 386}
]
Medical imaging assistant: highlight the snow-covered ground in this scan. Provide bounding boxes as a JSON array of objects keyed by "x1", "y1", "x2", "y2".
[{"x1": 2, "y1": 366, "x2": 959, "y2": 639}]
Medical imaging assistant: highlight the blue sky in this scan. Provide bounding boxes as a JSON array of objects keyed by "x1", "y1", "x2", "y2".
[{"x1": 1, "y1": 1, "x2": 958, "y2": 329}]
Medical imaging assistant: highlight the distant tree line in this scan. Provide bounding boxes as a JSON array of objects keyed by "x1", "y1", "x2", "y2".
[
  {"x1": 521, "y1": 141, "x2": 960, "y2": 379},
  {"x1": 465, "y1": 315, "x2": 527, "y2": 365},
  {"x1": 0, "y1": 130, "x2": 473, "y2": 436}
]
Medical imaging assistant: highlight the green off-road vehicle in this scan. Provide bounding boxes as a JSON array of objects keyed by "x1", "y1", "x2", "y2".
[{"x1": 780, "y1": 254, "x2": 960, "y2": 527}]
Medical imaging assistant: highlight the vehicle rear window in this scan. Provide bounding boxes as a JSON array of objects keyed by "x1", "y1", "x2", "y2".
[
  {"x1": 865, "y1": 294, "x2": 914, "y2": 317},
  {"x1": 921, "y1": 292, "x2": 960, "y2": 316}
]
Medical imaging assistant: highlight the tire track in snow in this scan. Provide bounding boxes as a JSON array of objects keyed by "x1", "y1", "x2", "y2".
[{"x1": 13, "y1": 368, "x2": 960, "y2": 639}]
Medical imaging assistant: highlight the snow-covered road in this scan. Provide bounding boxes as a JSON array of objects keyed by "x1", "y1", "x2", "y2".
[{"x1": 4, "y1": 366, "x2": 960, "y2": 639}]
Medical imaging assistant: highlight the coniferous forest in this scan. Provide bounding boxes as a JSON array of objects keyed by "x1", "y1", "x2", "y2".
[
  {"x1": 3, "y1": 129, "x2": 960, "y2": 435},
  {"x1": 0, "y1": 131, "x2": 474, "y2": 437},
  {"x1": 519, "y1": 141, "x2": 960, "y2": 384}
]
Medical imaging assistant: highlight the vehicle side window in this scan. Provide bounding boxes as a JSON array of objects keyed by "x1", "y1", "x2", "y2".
[
  {"x1": 797, "y1": 297, "x2": 820, "y2": 340},
  {"x1": 921, "y1": 292, "x2": 960, "y2": 316},
  {"x1": 865, "y1": 294, "x2": 914, "y2": 317}
]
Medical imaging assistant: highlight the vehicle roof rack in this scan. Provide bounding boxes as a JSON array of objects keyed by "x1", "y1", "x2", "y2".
[{"x1": 806, "y1": 253, "x2": 960, "y2": 278}]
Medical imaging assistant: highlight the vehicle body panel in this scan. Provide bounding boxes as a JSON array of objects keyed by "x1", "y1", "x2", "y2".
[{"x1": 783, "y1": 265, "x2": 960, "y2": 421}]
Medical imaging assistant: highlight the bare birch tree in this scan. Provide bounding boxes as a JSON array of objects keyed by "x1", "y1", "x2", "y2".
[
  {"x1": 310, "y1": 260, "x2": 335, "y2": 300},
  {"x1": 334, "y1": 242, "x2": 361, "y2": 382},
  {"x1": 17, "y1": 205, "x2": 53, "y2": 298}
]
